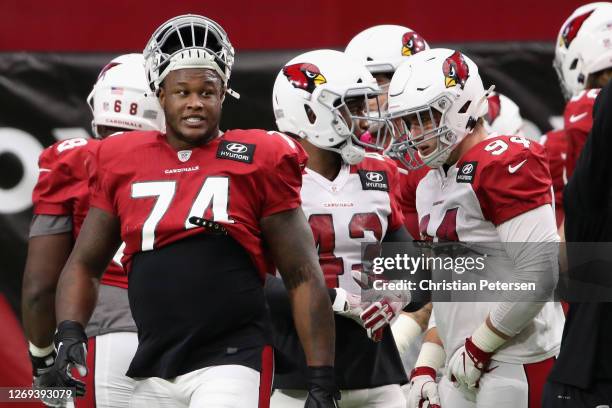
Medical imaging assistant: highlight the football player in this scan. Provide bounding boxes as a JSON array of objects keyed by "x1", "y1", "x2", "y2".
[
  {"x1": 388, "y1": 48, "x2": 565, "y2": 407},
  {"x1": 22, "y1": 53, "x2": 163, "y2": 407},
  {"x1": 345, "y1": 24, "x2": 433, "y2": 368},
  {"x1": 553, "y1": 2, "x2": 612, "y2": 179},
  {"x1": 268, "y1": 49, "x2": 420, "y2": 407},
  {"x1": 43, "y1": 15, "x2": 337, "y2": 408}
]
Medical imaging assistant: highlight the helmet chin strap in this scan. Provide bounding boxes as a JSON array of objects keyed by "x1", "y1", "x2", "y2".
[{"x1": 340, "y1": 142, "x2": 366, "y2": 165}]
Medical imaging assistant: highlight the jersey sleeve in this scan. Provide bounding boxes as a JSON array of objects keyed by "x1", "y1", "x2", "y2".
[
  {"x1": 258, "y1": 136, "x2": 307, "y2": 218},
  {"x1": 89, "y1": 141, "x2": 117, "y2": 215},
  {"x1": 475, "y1": 141, "x2": 552, "y2": 226},
  {"x1": 31, "y1": 146, "x2": 73, "y2": 215}
]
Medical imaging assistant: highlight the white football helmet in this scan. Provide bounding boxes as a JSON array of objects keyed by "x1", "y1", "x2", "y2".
[
  {"x1": 554, "y1": 2, "x2": 612, "y2": 99},
  {"x1": 485, "y1": 92, "x2": 525, "y2": 136},
  {"x1": 345, "y1": 25, "x2": 430, "y2": 75},
  {"x1": 387, "y1": 48, "x2": 492, "y2": 169},
  {"x1": 87, "y1": 53, "x2": 164, "y2": 138},
  {"x1": 273, "y1": 49, "x2": 388, "y2": 165},
  {"x1": 143, "y1": 14, "x2": 238, "y2": 98}
]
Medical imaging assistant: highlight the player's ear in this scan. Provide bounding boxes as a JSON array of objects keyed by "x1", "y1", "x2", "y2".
[{"x1": 158, "y1": 86, "x2": 166, "y2": 109}]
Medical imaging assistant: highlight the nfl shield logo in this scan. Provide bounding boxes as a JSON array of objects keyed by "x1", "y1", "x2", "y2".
[{"x1": 178, "y1": 150, "x2": 192, "y2": 162}]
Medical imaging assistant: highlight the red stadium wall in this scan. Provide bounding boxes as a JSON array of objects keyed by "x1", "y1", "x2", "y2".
[{"x1": 1, "y1": 0, "x2": 588, "y2": 51}]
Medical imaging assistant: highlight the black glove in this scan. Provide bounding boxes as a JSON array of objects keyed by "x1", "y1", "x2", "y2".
[
  {"x1": 30, "y1": 346, "x2": 56, "y2": 378},
  {"x1": 37, "y1": 321, "x2": 88, "y2": 401},
  {"x1": 304, "y1": 366, "x2": 340, "y2": 408}
]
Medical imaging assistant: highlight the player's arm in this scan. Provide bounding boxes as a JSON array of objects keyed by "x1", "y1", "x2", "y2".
[
  {"x1": 448, "y1": 204, "x2": 559, "y2": 391},
  {"x1": 406, "y1": 326, "x2": 444, "y2": 408},
  {"x1": 39, "y1": 208, "x2": 121, "y2": 397},
  {"x1": 22, "y1": 222, "x2": 73, "y2": 386},
  {"x1": 261, "y1": 207, "x2": 339, "y2": 402},
  {"x1": 22, "y1": 221, "x2": 73, "y2": 348},
  {"x1": 56, "y1": 207, "x2": 121, "y2": 324}
]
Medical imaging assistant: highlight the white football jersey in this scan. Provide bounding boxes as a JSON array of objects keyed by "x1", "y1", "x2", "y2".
[
  {"x1": 416, "y1": 135, "x2": 564, "y2": 364},
  {"x1": 301, "y1": 154, "x2": 404, "y2": 293}
]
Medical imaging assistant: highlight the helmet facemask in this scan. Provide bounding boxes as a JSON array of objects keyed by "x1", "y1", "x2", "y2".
[
  {"x1": 144, "y1": 15, "x2": 239, "y2": 98},
  {"x1": 313, "y1": 86, "x2": 393, "y2": 164},
  {"x1": 388, "y1": 94, "x2": 458, "y2": 169}
]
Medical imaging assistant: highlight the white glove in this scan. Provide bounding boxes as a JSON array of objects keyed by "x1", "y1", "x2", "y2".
[
  {"x1": 332, "y1": 287, "x2": 365, "y2": 325},
  {"x1": 406, "y1": 342, "x2": 445, "y2": 408},
  {"x1": 447, "y1": 322, "x2": 506, "y2": 397},
  {"x1": 351, "y1": 270, "x2": 410, "y2": 342},
  {"x1": 360, "y1": 296, "x2": 405, "y2": 342}
]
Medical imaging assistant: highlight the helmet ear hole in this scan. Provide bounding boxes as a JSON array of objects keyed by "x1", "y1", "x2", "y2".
[
  {"x1": 304, "y1": 105, "x2": 317, "y2": 124},
  {"x1": 458, "y1": 100, "x2": 472, "y2": 114},
  {"x1": 569, "y1": 59, "x2": 578, "y2": 70}
]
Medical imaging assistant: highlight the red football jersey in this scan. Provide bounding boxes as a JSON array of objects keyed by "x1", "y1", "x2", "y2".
[
  {"x1": 416, "y1": 135, "x2": 552, "y2": 240},
  {"x1": 540, "y1": 129, "x2": 567, "y2": 228},
  {"x1": 32, "y1": 137, "x2": 128, "y2": 288},
  {"x1": 90, "y1": 130, "x2": 305, "y2": 278},
  {"x1": 564, "y1": 88, "x2": 599, "y2": 178}
]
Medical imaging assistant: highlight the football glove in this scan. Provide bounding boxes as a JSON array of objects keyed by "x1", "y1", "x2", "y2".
[
  {"x1": 407, "y1": 342, "x2": 445, "y2": 408},
  {"x1": 447, "y1": 322, "x2": 506, "y2": 395},
  {"x1": 407, "y1": 367, "x2": 440, "y2": 408},
  {"x1": 332, "y1": 287, "x2": 365, "y2": 323},
  {"x1": 30, "y1": 343, "x2": 66, "y2": 408},
  {"x1": 360, "y1": 295, "x2": 407, "y2": 342},
  {"x1": 351, "y1": 270, "x2": 409, "y2": 342},
  {"x1": 38, "y1": 320, "x2": 88, "y2": 404},
  {"x1": 304, "y1": 366, "x2": 340, "y2": 408}
]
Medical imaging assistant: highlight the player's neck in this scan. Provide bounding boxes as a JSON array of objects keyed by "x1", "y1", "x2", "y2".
[
  {"x1": 165, "y1": 128, "x2": 220, "y2": 150},
  {"x1": 446, "y1": 123, "x2": 488, "y2": 165},
  {"x1": 299, "y1": 139, "x2": 342, "y2": 181}
]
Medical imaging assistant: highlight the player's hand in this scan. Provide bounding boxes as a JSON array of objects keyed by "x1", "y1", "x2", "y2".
[
  {"x1": 40, "y1": 320, "x2": 88, "y2": 404},
  {"x1": 351, "y1": 270, "x2": 409, "y2": 342},
  {"x1": 30, "y1": 346, "x2": 67, "y2": 407},
  {"x1": 406, "y1": 367, "x2": 441, "y2": 408},
  {"x1": 304, "y1": 366, "x2": 340, "y2": 408},
  {"x1": 333, "y1": 287, "x2": 365, "y2": 324},
  {"x1": 447, "y1": 337, "x2": 494, "y2": 392}
]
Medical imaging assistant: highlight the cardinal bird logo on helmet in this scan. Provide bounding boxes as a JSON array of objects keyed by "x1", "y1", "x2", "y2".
[
  {"x1": 486, "y1": 93, "x2": 501, "y2": 123},
  {"x1": 283, "y1": 63, "x2": 327, "y2": 93},
  {"x1": 560, "y1": 10, "x2": 595, "y2": 49},
  {"x1": 442, "y1": 51, "x2": 470, "y2": 89},
  {"x1": 401, "y1": 32, "x2": 427, "y2": 56}
]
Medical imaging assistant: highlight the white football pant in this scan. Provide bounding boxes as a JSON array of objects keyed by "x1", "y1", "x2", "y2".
[
  {"x1": 438, "y1": 357, "x2": 554, "y2": 408},
  {"x1": 271, "y1": 384, "x2": 406, "y2": 408},
  {"x1": 129, "y1": 364, "x2": 263, "y2": 408},
  {"x1": 73, "y1": 331, "x2": 138, "y2": 408}
]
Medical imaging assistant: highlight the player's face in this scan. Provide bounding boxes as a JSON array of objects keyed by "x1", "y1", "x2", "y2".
[
  {"x1": 341, "y1": 97, "x2": 369, "y2": 138},
  {"x1": 401, "y1": 110, "x2": 442, "y2": 157},
  {"x1": 159, "y1": 68, "x2": 225, "y2": 148}
]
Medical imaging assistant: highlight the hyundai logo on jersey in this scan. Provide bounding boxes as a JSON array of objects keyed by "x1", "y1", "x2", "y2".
[
  {"x1": 358, "y1": 170, "x2": 389, "y2": 191},
  {"x1": 366, "y1": 172, "x2": 384, "y2": 182},
  {"x1": 457, "y1": 161, "x2": 478, "y2": 183},
  {"x1": 216, "y1": 140, "x2": 256, "y2": 163},
  {"x1": 226, "y1": 142, "x2": 248, "y2": 154}
]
